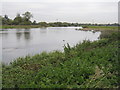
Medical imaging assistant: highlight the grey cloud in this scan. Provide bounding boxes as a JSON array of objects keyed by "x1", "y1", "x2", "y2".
[{"x1": 2, "y1": 1, "x2": 118, "y2": 23}]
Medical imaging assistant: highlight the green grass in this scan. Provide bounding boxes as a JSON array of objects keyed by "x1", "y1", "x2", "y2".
[
  {"x1": 0, "y1": 25, "x2": 45, "y2": 29},
  {"x1": 0, "y1": 25, "x2": 2, "y2": 29},
  {"x1": 1, "y1": 25, "x2": 118, "y2": 30},
  {"x1": 82, "y1": 26, "x2": 118, "y2": 31},
  {"x1": 2, "y1": 31, "x2": 119, "y2": 88}
]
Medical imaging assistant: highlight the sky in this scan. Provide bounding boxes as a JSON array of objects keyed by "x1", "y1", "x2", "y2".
[{"x1": 1, "y1": 0, "x2": 119, "y2": 24}]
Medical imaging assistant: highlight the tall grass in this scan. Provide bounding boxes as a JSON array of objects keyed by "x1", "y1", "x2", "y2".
[{"x1": 2, "y1": 31, "x2": 119, "y2": 88}]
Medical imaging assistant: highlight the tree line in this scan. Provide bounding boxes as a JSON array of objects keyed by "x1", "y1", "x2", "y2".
[
  {"x1": 0, "y1": 12, "x2": 34, "y2": 25},
  {"x1": 0, "y1": 11, "x2": 119, "y2": 27}
]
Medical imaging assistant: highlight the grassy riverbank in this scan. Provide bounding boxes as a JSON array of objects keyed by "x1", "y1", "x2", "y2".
[
  {"x1": 0, "y1": 25, "x2": 118, "y2": 30},
  {"x1": 82, "y1": 26, "x2": 118, "y2": 31},
  {"x1": 2, "y1": 29, "x2": 119, "y2": 88},
  {"x1": 0, "y1": 25, "x2": 43, "y2": 29}
]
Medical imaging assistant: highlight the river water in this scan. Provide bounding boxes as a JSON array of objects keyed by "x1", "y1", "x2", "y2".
[{"x1": 0, "y1": 27, "x2": 101, "y2": 64}]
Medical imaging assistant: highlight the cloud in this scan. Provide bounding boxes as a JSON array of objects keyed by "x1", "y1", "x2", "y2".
[
  {"x1": 1, "y1": 0, "x2": 119, "y2": 2},
  {"x1": 1, "y1": 1, "x2": 118, "y2": 23}
]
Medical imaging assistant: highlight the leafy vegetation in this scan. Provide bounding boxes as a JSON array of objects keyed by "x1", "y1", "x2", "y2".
[
  {"x1": 0, "y1": 11, "x2": 119, "y2": 29},
  {"x1": 2, "y1": 30, "x2": 119, "y2": 88},
  {"x1": 1, "y1": 12, "x2": 33, "y2": 25}
]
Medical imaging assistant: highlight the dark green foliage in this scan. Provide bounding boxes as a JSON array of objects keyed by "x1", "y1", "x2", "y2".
[
  {"x1": 12, "y1": 14, "x2": 23, "y2": 25},
  {"x1": 2, "y1": 32, "x2": 119, "y2": 88},
  {"x1": 0, "y1": 12, "x2": 119, "y2": 27},
  {"x1": 48, "y1": 22, "x2": 72, "y2": 27},
  {"x1": 38, "y1": 22, "x2": 48, "y2": 27},
  {"x1": 22, "y1": 11, "x2": 33, "y2": 21},
  {"x1": 1, "y1": 12, "x2": 33, "y2": 25},
  {"x1": 2, "y1": 15, "x2": 13, "y2": 25},
  {"x1": 32, "y1": 20, "x2": 37, "y2": 25},
  {"x1": 82, "y1": 26, "x2": 88, "y2": 28}
]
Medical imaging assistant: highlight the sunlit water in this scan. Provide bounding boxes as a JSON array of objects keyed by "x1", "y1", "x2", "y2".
[{"x1": 0, "y1": 27, "x2": 101, "y2": 64}]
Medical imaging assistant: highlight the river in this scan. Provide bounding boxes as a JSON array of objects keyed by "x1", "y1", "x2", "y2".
[{"x1": 0, "y1": 27, "x2": 101, "y2": 64}]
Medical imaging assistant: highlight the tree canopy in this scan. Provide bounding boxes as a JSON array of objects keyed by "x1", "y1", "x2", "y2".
[
  {"x1": 0, "y1": 11, "x2": 119, "y2": 26},
  {"x1": 22, "y1": 11, "x2": 33, "y2": 21},
  {"x1": 1, "y1": 11, "x2": 33, "y2": 25}
]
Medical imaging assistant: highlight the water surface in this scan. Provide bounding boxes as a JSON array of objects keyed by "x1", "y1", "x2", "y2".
[{"x1": 0, "y1": 27, "x2": 101, "y2": 64}]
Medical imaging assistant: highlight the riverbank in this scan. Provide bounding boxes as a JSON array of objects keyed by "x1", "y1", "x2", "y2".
[
  {"x1": 82, "y1": 26, "x2": 118, "y2": 31},
  {"x1": 0, "y1": 25, "x2": 43, "y2": 29},
  {"x1": 0, "y1": 25, "x2": 118, "y2": 30},
  {"x1": 76, "y1": 26, "x2": 118, "y2": 39},
  {"x1": 2, "y1": 30, "x2": 119, "y2": 88}
]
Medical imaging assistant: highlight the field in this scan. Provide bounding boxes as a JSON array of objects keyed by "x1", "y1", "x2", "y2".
[{"x1": 2, "y1": 26, "x2": 119, "y2": 88}]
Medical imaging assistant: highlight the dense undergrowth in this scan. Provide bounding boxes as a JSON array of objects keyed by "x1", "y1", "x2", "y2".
[{"x1": 2, "y1": 31, "x2": 119, "y2": 88}]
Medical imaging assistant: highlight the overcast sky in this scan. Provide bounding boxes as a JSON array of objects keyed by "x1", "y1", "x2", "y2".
[{"x1": 1, "y1": 0, "x2": 119, "y2": 24}]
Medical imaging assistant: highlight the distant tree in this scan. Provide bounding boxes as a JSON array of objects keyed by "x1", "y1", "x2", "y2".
[
  {"x1": 2, "y1": 15, "x2": 13, "y2": 25},
  {"x1": 48, "y1": 22, "x2": 55, "y2": 27},
  {"x1": 22, "y1": 12, "x2": 33, "y2": 25},
  {"x1": 7, "y1": 19, "x2": 13, "y2": 25},
  {"x1": 22, "y1": 11, "x2": 33, "y2": 21},
  {"x1": 13, "y1": 13, "x2": 23, "y2": 25},
  {"x1": 0, "y1": 16, "x2": 2, "y2": 25},
  {"x1": 4, "y1": 15, "x2": 9, "y2": 20},
  {"x1": 2, "y1": 15, "x2": 8, "y2": 25},
  {"x1": 20, "y1": 20, "x2": 32, "y2": 25},
  {"x1": 33, "y1": 20, "x2": 37, "y2": 25},
  {"x1": 38, "y1": 22, "x2": 48, "y2": 27},
  {"x1": 62, "y1": 22, "x2": 70, "y2": 27},
  {"x1": 54, "y1": 22, "x2": 62, "y2": 27}
]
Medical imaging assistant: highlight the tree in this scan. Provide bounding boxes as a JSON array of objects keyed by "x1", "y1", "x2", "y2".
[
  {"x1": 4, "y1": 15, "x2": 9, "y2": 20},
  {"x1": 33, "y1": 20, "x2": 37, "y2": 25},
  {"x1": 22, "y1": 12, "x2": 33, "y2": 25},
  {"x1": 22, "y1": 11, "x2": 33, "y2": 21},
  {"x1": 13, "y1": 13, "x2": 23, "y2": 25},
  {"x1": 38, "y1": 22, "x2": 48, "y2": 27},
  {"x1": 2, "y1": 15, "x2": 13, "y2": 25},
  {"x1": 0, "y1": 16, "x2": 2, "y2": 25}
]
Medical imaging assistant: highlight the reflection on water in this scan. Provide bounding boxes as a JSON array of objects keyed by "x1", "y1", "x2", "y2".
[
  {"x1": 16, "y1": 32, "x2": 22, "y2": 40},
  {"x1": 1, "y1": 27, "x2": 101, "y2": 64},
  {"x1": 16, "y1": 28, "x2": 31, "y2": 41},
  {"x1": 24, "y1": 29, "x2": 31, "y2": 41},
  {"x1": 16, "y1": 29, "x2": 22, "y2": 40},
  {"x1": 39, "y1": 27, "x2": 47, "y2": 34}
]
